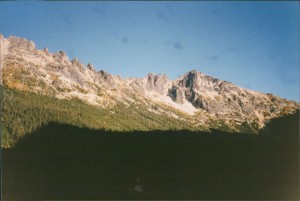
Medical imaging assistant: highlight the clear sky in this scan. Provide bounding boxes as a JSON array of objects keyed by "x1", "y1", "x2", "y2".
[{"x1": 0, "y1": 1, "x2": 299, "y2": 101}]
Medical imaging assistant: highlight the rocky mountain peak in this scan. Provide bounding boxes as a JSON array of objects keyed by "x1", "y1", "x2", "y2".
[
  {"x1": 188, "y1": 69, "x2": 202, "y2": 75},
  {"x1": 144, "y1": 73, "x2": 169, "y2": 94},
  {"x1": 87, "y1": 63, "x2": 95, "y2": 71},
  {"x1": 1, "y1": 35, "x2": 299, "y2": 134},
  {"x1": 178, "y1": 70, "x2": 204, "y2": 88},
  {"x1": 43, "y1": 47, "x2": 49, "y2": 54},
  {"x1": 8, "y1": 36, "x2": 36, "y2": 51},
  {"x1": 98, "y1": 70, "x2": 113, "y2": 81},
  {"x1": 53, "y1": 51, "x2": 70, "y2": 64},
  {"x1": 71, "y1": 58, "x2": 84, "y2": 68},
  {"x1": 98, "y1": 69, "x2": 108, "y2": 76},
  {"x1": 145, "y1": 73, "x2": 168, "y2": 83},
  {"x1": 58, "y1": 50, "x2": 66, "y2": 57}
]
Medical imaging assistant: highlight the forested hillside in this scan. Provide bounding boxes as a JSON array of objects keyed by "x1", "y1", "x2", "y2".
[
  {"x1": 2, "y1": 112, "x2": 299, "y2": 200},
  {"x1": 1, "y1": 86, "x2": 201, "y2": 148}
]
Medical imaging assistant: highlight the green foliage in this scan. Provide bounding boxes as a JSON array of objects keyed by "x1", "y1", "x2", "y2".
[
  {"x1": 1, "y1": 85, "x2": 269, "y2": 148},
  {"x1": 1, "y1": 86, "x2": 196, "y2": 148}
]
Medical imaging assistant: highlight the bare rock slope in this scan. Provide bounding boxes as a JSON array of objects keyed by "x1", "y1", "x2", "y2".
[{"x1": 1, "y1": 35, "x2": 298, "y2": 133}]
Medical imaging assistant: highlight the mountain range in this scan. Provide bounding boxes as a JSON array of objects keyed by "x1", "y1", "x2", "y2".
[{"x1": 1, "y1": 35, "x2": 299, "y2": 147}]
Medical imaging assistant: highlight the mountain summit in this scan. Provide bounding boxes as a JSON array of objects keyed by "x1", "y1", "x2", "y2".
[{"x1": 1, "y1": 35, "x2": 299, "y2": 136}]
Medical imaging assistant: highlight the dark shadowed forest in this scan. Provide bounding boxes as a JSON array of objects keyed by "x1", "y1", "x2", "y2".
[{"x1": 2, "y1": 111, "x2": 299, "y2": 200}]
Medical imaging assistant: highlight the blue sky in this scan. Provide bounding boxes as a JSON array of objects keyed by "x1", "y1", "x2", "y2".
[{"x1": 0, "y1": 1, "x2": 299, "y2": 101}]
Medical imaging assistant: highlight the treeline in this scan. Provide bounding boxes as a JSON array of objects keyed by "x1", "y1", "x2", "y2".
[
  {"x1": 1, "y1": 86, "x2": 197, "y2": 148},
  {"x1": 2, "y1": 85, "x2": 298, "y2": 148}
]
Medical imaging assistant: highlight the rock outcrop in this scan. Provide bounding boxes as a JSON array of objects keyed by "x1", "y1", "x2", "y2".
[{"x1": 1, "y1": 35, "x2": 299, "y2": 133}]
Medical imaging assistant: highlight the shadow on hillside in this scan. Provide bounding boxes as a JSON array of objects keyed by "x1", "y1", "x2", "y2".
[{"x1": 2, "y1": 112, "x2": 299, "y2": 200}]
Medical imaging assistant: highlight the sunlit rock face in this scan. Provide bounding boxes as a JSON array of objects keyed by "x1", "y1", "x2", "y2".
[{"x1": 1, "y1": 35, "x2": 299, "y2": 133}]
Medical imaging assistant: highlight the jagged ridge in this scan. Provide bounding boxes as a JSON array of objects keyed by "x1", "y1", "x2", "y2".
[{"x1": 1, "y1": 35, "x2": 299, "y2": 134}]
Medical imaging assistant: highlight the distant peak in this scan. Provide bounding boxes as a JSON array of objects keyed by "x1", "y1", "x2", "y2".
[
  {"x1": 146, "y1": 72, "x2": 156, "y2": 77},
  {"x1": 7, "y1": 36, "x2": 36, "y2": 50},
  {"x1": 98, "y1": 69, "x2": 109, "y2": 75},
  {"x1": 58, "y1": 51, "x2": 66, "y2": 56},
  {"x1": 71, "y1": 58, "x2": 79, "y2": 62},
  {"x1": 87, "y1": 63, "x2": 95, "y2": 71},
  {"x1": 189, "y1": 69, "x2": 198, "y2": 73},
  {"x1": 43, "y1": 47, "x2": 49, "y2": 53},
  {"x1": 181, "y1": 70, "x2": 202, "y2": 81},
  {"x1": 146, "y1": 73, "x2": 168, "y2": 79},
  {"x1": 71, "y1": 58, "x2": 85, "y2": 69},
  {"x1": 187, "y1": 69, "x2": 203, "y2": 75}
]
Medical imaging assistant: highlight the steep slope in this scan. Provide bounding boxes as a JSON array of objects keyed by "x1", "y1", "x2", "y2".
[
  {"x1": 169, "y1": 70, "x2": 298, "y2": 130},
  {"x1": 1, "y1": 86, "x2": 201, "y2": 148},
  {"x1": 0, "y1": 34, "x2": 299, "y2": 143}
]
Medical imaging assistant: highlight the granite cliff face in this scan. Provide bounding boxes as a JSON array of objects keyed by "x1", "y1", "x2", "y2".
[{"x1": 1, "y1": 35, "x2": 299, "y2": 133}]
